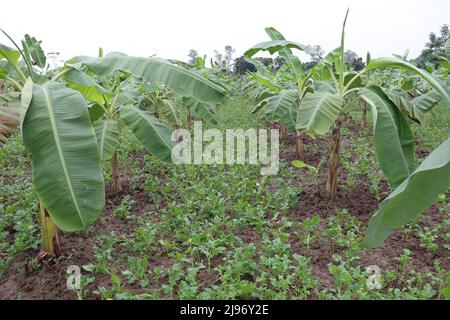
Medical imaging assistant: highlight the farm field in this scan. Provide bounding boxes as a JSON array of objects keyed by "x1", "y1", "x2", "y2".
[
  {"x1": 0, "y1": 95, "x2": 449, "y2": 299},
  {"x1": 0, "y1": 5, "x2": 449, "y2": 302}
]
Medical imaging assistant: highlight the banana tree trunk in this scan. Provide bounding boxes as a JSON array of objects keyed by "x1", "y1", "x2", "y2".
[
  {"x1": 186, "y1": 108, "x2": 191, "y2": 128},
  {"x1": 295, "y1": 130, "x2": 304, "y2": 160},
  {"x1": 111, "y1": 151, "x2": 122, "y2": 193},
  {"x1": 326, "y1": 119, "x2": 341, "y2": 201},
  {"x1": 280, "y1": 123, "x2": 288, "y2": 142},
  {"x1": 39, "y1": 200, "x2": 60, "y2": 255},
  {"x1": 362, "y1": 101, "x2": 367, "y2": 129}
]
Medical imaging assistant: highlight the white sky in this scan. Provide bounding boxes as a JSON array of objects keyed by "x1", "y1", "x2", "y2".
[{"x1": 1, "y1": 0, "x2": 449, "y2": 64}]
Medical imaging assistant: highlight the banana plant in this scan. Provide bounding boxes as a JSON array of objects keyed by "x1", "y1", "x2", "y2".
[
  {"x1": 60, "y1": 52, "x2": 226, "y2": 192},
  {"x1": 364, "y1": 138, "x2": 450, "y2": 248},
  {"x1": 259, "y1": 10, "x2": 450, "y2": 202},
  {"x1": 244, "y1": 12, "x2": 449, "y2": 244},
  {"x1": 245, "y1": 11, "x2": 449, "y2": 202},
  {"x1": 242, "y1": 13, "x2": 450, "y2": 248},
  {"x1": 1, "y1": 33, "x2": 226, "y2": 255},
  {"x1": 182, "y1": 96, "x2": 218, "y2": 127},
  {"x1": 138, "y1": 82, "x2": 182, "y2": 129},
  {"x1": 362, "y1": 59, "x2": 444, "y2": 126},
  {"x1": 363, "y1": 40, "x2": 450, "y2": 248},
  {"x1": 171, "y1": 54, "x2": 235, "y2": 94},
  {"x1": 244, "y1": 27, "x2": 315, "y2": 159},
  {"x1": 0, "y1": 32, "x2": 105, "y2": 255},
  {"x1": 138, "y1": 82, "x2": 218, "y2": 129}
]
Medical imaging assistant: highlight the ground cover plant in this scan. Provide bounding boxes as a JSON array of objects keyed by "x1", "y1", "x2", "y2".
[{"x1": 0, "y1": 10, "x2": 449, "y2": 300}]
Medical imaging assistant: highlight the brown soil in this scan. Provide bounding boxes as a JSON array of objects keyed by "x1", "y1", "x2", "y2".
[
  {"x1": 278, "y1": 121, "x2": 449, "y2": 293},
  {"x1": 0, "y1": 121, "x2": 448, "y2": 300}
]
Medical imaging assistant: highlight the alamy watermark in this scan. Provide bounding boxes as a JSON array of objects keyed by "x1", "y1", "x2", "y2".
[
  {"x1": 171, "y1": 121, "x2": 279, "y2": 175},
  {"x1": 366, "y1": 265, "x2": 382, "y2": 290},
  {"x1": 66, "y1": 265, "x2": 81, "y2": 290}
]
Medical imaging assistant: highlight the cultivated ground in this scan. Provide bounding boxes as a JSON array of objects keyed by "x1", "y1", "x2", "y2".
[{"x1": 0, "y1": 95, "x2": 449, "y2": 299}]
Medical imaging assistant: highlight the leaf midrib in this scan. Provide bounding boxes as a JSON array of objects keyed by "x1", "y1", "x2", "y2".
[{"x1": 41, "y1": 85, "x2": 86, "y2": 227}]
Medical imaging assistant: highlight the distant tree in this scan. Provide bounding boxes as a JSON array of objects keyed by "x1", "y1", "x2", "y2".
[
  {"x1": 344, "y1": 50, "x2": 358, "y2": 64},
  {"x1": 256, "y1": 57, "x2": 273, "y2": 67},
  {"x1": 233, "y1": 56, "x2": 286, "y2": 75},
  {"x1": 344, "y1": 50, "x2": 365, "y2": 71},
  {"x1": 302, "y1": 45, "x2": 324, "y2": 72},
  {"x1": 233, "y1": 56, "x2": 257, "y2": 75},
  {"x1": 415, "y1": 24, "x2": 450, "y2": 68},
  {"x1": 352, "y1": 57, "x2": 365, "y2": 71},
  {"x1": 187, "y1": 49, "x2": 198, "y2": 65},
  {"x1": 309, "y1": 45, "x2": 325, "y2": 62},
  {"x1": 301, "y1": 61, "x2": 318, "y2": 72}
]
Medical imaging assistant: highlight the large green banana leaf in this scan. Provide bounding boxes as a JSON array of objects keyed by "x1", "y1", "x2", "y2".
[
  {"x1": 384, "y1": 88, "x2": 425, "y2": 124},
  {"x1": 193, "y1": 102, "x2": 217, "y2": 125},
  {"x1": 22, "y1": 34, "x2": 46, "y2": 69},
  {"x1": 244, "y1": 58, "x2": 272, "y2": 77},
  {"x1": 411, "y1": 90, "x2": 442, "y2": 113},
  {"x1": 296, "y1": 91, "x2": 344, "y2": 138},
  {"x1": 155, "y1": 99, "x2": 182, "y2": 128},
  {"x1": 344, "y1": 72, "x2": 363, "y2": 90},
  {"x1": 324, "y1": 47, "x2": 343, "y2": 66},
  {"x1": 0, "y1": 43, "x2": 20, "y2": 65},
  {"x1": 251, "y1": 99, "x2": 268, "y2": 115},
  {"x1": 113, "y1": 77, "x2": 143, "y2": 107},
  {"x1": 93, "y1": 117, "x2": 119, "y2": 161},
  {"x1": 86, "y1": 104, "x2": 105, "y2": 124},
  {"x1": 21, "y1": 81, "x2": 105, "y2": 231},
  {"x1": 251, "y1": 89, "x2": 278, "y2": 115},
  {"x1": 183, "y1": 97, "x2": 218, "y2": 125},
  {"x1": 364, "y1": 137, "x2": 450, "y2": 248},
  {"x1": 366, "y1": 57, "x2": 450, "y2": 106},
  {"x1": 66, "y1": 54, "x2": 225, "y2": 104},
  {"x1": 120, "y1": 105, "x2": 174, "y2": 162},
  {"x1": 64, "y1": 69, "x2": 110, "y2": 105},
  {"x1": 252, "y1": 74, "x2": 282, "y2": 92},
  {"x1": 265, "y1": 89, "x2": 298, "y2": 132},
  {"x1": 244, "y1": 40, "x2": 305, "y2": 59},
  {"x1": 0, "y1": 67, "x2": 8, "y2": 79},
  {"x1": 314, "y1": 80, "x2": 337, "y2": 94},
  {"x1": 359, "y1": 86, "x2": 415, "y2": 188},
  {"x1": 264, "y1": 27, "x2": 303, "y2": 77}
]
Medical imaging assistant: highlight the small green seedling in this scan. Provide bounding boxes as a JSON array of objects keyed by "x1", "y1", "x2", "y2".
[{"x1": 292, "y1": 159, "x2": 325, "y2": 195}]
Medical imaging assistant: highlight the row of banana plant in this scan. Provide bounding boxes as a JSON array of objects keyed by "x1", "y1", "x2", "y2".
[
  {"x1": 243, "y1": 10, "x2": 450, "y2": 248},
  {"x1": 0, "y1": 31, "x2": 226, "y2": 255},
  {"x1": 1, "y1": 15, "x2": 449, "y2": 253}
]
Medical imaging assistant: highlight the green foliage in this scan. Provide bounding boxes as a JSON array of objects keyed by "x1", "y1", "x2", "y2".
[
  {"x1": 22, "y1": 82, "x2": 105, "y2": 231},
  {"x1": 415, "y1": 24, "x2": 450, "y2": 68},
  {"x1": 364, "y1": 138, "x2": 450, "y2": 248},
  {"x1": 1, "y1": 12, "x2": 449, "y2": 301}
]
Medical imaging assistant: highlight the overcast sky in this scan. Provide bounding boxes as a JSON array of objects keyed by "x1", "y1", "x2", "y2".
[{"x1": 1, "y1": 0, "x2": 449, "y2": 64}]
